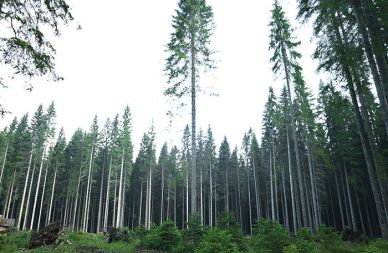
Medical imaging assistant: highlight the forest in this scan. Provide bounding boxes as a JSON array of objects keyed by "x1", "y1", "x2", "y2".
[{"x1": 1, "y1": 0, "x2": 388, "y2": 252}]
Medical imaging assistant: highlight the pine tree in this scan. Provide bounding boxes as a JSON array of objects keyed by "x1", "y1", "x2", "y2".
[
  {"x1": 269, "y1": 0, "x2": 308, "y2": 227},
  {"x1": 165, "y1": 0, "x2": 215, "y2": 215}
]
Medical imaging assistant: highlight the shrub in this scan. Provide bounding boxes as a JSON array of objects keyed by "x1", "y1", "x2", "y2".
[
  {"x1": 142, "y1": 220, "x2": 181, "y2": 252},
  {"x1": 216, "y1": 211, "x2": 247, "y2": 251},
  {"x1": 186, "y1": 214, "x2": 204, "y2": 246},
  {"x1": 195, "y1": 228, "x2": 240, "y2": 253},
  {"x1": 313, "y1": 225, "x2": 341, "y2": 244},
  {"x1": 251, "y1": 219, "x2": 291, "y2": 253}
]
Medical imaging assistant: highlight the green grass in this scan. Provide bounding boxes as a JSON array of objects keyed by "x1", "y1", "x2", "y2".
[
  {"x1": 2, "y1": 227, "x2": 388, "y2": 253},
  {"x1": 1, "y1": 231, "x2": 136, "y2": 253}
]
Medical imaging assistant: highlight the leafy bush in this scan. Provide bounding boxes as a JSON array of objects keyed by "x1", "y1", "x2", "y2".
[
  {"x1": 142, "y1": 220, "x2": 181, "y2": 252},
  {"x1": 251, "y1": 219, "x2": 291, "y2": 253},
  {"x1": 185, "y1": 214, "x2": 204, "y2": 246},
  {"x1": 313, "y1": 225, "x2": 341, "y2": 244},
  {"x1": 195, "y1": 228, "x2": 240, "y2": 253},
  {"x1": 216, "y1": 211, "x2": 247, "y2": 251}
]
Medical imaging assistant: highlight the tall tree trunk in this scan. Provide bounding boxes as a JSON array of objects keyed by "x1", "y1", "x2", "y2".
[
  {"x1": 225, "y1": 162, "x2": 229, "y2": 213},
  {"x1": 37, "y1": 162, "x2": 48, "y2": 231},
  {"x1": 281, "y1": 165, "x2": 289, "y2": 231},
  {"x1": 30, "y1": 147, "x2": 46, "y2": 230},
  {"x1": 104, "y1": 155, "x2": 113, "y2": 229},
  {"x1": 306, "y1": 140, "x2": 319, "y2": 230},
  {"x1": 252, "y1": 157, "x2": 260, "y2": 220},
  {"x1": 236, "y1": 162, "x2": 242, "y2": 231},
  {"x1": 5, "y1": 170, "x2": 15, "y2": 219},
  {"x1": 17, "y1": 147, "x2": 33, "y2": 230},
  {"x1": 23, "y1": 160, "x2": 37, "y2": 230},
  {"x1": 0, "y1": 143, "x2": 8, "y2": 194},
  {"x1": 209, "y1": 162, "x2": 213, "y2": 227},
  {"x1": 281, "y1": 45, "x2": 308, "y2": 227},
  {"x1": 116, "y1": 148, "x2": 125, "y2": 228},
  {"x1": 48, "y1": 160, "x2": 57, "y2": 222},
  {"x1": 160, "y1": 162, "x2": 165, "y2": 224},
  {"x1": 335, "y1": 171, "x2": 346, "y2": 229},
  {"x1": 97, "y1": 153, "x2": 106, "y2": 233},
  {"x1": 72, "y1": 159, "x2": 82, "y2": 230},
  {"x1": 247, "y1": 168, "x2": 252, "y2": 235},
  {"x1": 287, "y1": 130, "x2": 297, "y2": 233},
  {"x1": 83, "y1": 145, "x2": 94, "y2": 232},
  {"x1": 270, "y1": 146, "x2": 275, "y2": 221},
  {"x1": 190, "y1": 22, "x2": 197, "y2": 215},
  {"x1": 138, "y1": 181, "x2": 143, "y2": 227},
  {"x1": 344, "y1": 160, "x2": 357, "y2": 230}
]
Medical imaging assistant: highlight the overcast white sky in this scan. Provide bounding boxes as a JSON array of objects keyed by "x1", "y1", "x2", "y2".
[{"x1": 0, "y1": 0, "x2": 321, "y2": 156}]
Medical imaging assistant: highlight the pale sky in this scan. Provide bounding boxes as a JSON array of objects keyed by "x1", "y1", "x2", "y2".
[{"x1": 0, "y1": 0, "x2": 321, "y2": 156}]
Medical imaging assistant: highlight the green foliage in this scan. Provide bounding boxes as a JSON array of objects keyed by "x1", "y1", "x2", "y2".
[
  {"x1": 313, "y1": 224, "x2": 342, "y2": 244},
  {"x1": 217, "y1": 211, "x2": 247, "y2": 251},
  {"x1": 362, "y1": 239, "x2": 388, "y2": 253},
  {"x1": 185, "y1": 214, "x2": 204, "y2": 246},
  {"x1": 142, "y1": 220, "x2": 181, "y2": 252},
  {"x1": 0, "y1": 230, "x2": 30, "y2": 252},
  {"x1": 251, "y1": 219, "x2": 291, "y2": 253},
  {"x1": 195, "y1": 228, "x2": 240, "y2": 253}
]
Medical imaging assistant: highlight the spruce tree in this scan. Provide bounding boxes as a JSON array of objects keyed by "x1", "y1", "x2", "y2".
[{"x1": 165, "y1": 0, "x2": 215, "y2": 214}]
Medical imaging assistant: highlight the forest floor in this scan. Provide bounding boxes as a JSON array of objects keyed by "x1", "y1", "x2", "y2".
[{"x1": 0, "y1": 230, "x2": 136, "y2": 253}]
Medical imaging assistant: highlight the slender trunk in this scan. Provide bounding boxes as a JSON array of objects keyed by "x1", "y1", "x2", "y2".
[
  {"x1": 252, "y1": 157, "x2": 260, "y2": 220},
  {"x1": 343, "y1": 160, "x2": 357, "y2": 230},
  {"x1": 160, "y1": 162, "x2": 165, "y2": 224},
  {"x1": 0, "y1": 143, "x2": 8, "y2": 193},
  {"x1": 209, "y1": 162, "x2": 213, "y2": 227},
  {"x1": 356, "y1": 193, "x2": 366, "y2": 233},
  {"x1": 306, "y1": 140, "x2": 319, "y2": 230},
  {"x1": 17, "y1": 147, "x2": 33, "y2": 229},
  {"x1": 186, "y1": 168, "x2": 188, "y2": 227},
  {"x1": 270, "y1": 146, "x2": 275, "y2": 221},
  {"x1": 48, "y1": 160, "x2": 57, "y2": 222},
  {"x1": 200, "y1": 166, "x2": 203, "y2": 225},
  {"x1": 72, "y1": 159, "x2": 82, "y2": 230},
  {"x1": 83, "y1": 145, "x2": 94, "y2": 232},
  {"x1": 104, "y1": 155, "x2": 113, "y2": 229},
  {"x1": 37, "y1": 162, "x2": 48, "y2": 231},
  {"x1": 116, "y1": 148, "x2": 125, "y2": 228},
  {"x1": 30, "y1": 147, "x2": 46, "y2": 230},
  {"x1": 236, "y1": 162, "x2": 242, "y2": 231},
  {"x1": 281, "y1": 166, "x2": 289, "y2": 231},
  {"x1": 225, "y1": 162, "x2": 229, "y2": 213},
  {"x1": 281, "y1": 46, "x2": 307, "y2": 226},
  {"x1": 273, "y1": 138, "x2": 279, "y2": 221},
  {"x1": 287, "y1": 130, "x2": 297, "y2": 233},
  {"x1": 335, "y1": 171, "x2": 346, "y2": 229},
  {"x1": 138, "y1": 181, "x2": 143, "y2": 226},
  {"x1": 23, "y1": 160, "x2": 36, "y2": 230},
  {"x1": 190, "y1": 22, "x2": 197, "y2": 215},
  {"x1": 167, "y1": 184, "x2": 170, "y2": 221},
  {"x1": 5, "y1": 171, "x2": 16, "y2": 219},
  {"x1": 97, "y1": 154, "x2": 106, "y2": 233},
  {"x1": 247, "y1": 167, "x2": 252, "y2": 235},
  {"x1": 113, "y1": 173, "x2": 117, "y2": 225}
]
